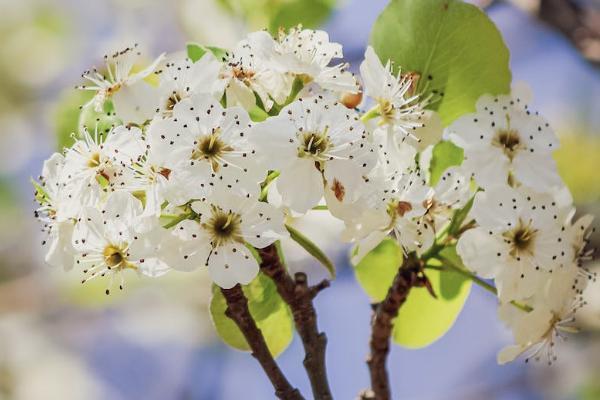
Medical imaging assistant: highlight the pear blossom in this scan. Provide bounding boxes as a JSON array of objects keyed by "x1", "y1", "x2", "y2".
[
  {"x1": 216, "y1": 31, "x2": 291, "y2": 111},
  {"x1": 163, "y1": 189, "x2": 287, "y2": 288},
  {"x1": 497, "y1": 263, "x2": 589, "y2": 365},
  {"x1": 72, "y1": 192, "x2": 170, "y2": 294},
  {"x1": 31, "y1": 31, "x2": 595, "y2": 370},
  {"x1": 145, "y1": 93, "x2": 263, "y2": 205},
  {"x1": 422, "y1": 166, "x2": 471, "y2": 232},
  {"x1": 249, "y1": 95, "x2": 376, "y2": 214},
  {"x1": 359, "y1": 46, "x2": 429, "y2": 149},
  {"x1": 341, "y1": 163, "x2": 436, "y2": 263},
  {"x1": 63, "y1": 125, "x2": 146, "y2": 199},
  {"x1": 457, "y1": 186, "x2": 573, "y2": 302},
  {"x1": 34, "y1": 153, "x2": 78, "y2": 269},
  {"x1": 446, "y1": 86, "x2": 562, "y2": 191},
  {"x1": 156, "y1": 52, "x2": 222, "y2": 116},
  {"x1": 78, "y1": 44, "x2": 165, "y2": 120},
  {"x1": 275, "y1": 26, "x2": 358, "y2": 94}
]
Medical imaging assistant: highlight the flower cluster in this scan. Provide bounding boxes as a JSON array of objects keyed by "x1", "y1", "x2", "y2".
[
  {"x1": 34, "y1": 27, "x2": 594, "y2": 364},
  {"x1": 450, "y1": 88, "x2": 596, "y2": 364}
]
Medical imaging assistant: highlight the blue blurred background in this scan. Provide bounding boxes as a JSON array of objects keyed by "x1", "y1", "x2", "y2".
[{"x1": 0, "y1": 0, "x2": 599, "y2": 399}]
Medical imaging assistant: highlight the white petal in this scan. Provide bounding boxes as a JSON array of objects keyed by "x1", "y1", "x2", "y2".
[
  {"x1": 456, "y1": 228, "x2": 507, "y2": 279},
  {"x1": 208, "y1": 243, "x2": 259, "y2": 288},
  {"x1": 241, "y1": 202, "x2": 287, "y2": 249},
  {"x1": 277, "y1": 158, "x2": 324, "y2": 214},
  {"x1": 497, "y1": 345, "x2": 527, "y2": 365},
  {"x1": 512, "y1": 152, "x2": 562, "y2": 191}
]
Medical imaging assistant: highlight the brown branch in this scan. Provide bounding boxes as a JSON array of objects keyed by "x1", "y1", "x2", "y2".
[
  {"x1": 365, "y1": 253, "x2": 432, "y2": 400},
  {"x1": 258, "y1": 244, "x2": 333, "y2": 400},
  {"x1": 220, "y1": 285, "x2": 305, "y2": 400}
]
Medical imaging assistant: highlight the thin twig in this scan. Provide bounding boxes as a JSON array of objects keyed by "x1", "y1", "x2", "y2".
[
  {"x1": 365, "y1": 252, "x2": 432, "y2": 400},
  {"x1": 258, "y1": 244, "x2": 333, "y2": 400},
  {"x1": 220, "y1": 285, "x2": 305, "y2": 400}
]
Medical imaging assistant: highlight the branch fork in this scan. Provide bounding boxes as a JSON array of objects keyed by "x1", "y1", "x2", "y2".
[
  {"x1": 220, "y1": 284, "x2": 304, "y2": 400},
  {"x1": 258, "y1": 244, "x2": 334, "y2": 400},
  {"x1": 365, "y1": 253, "x2": 435, "y2": 400}
]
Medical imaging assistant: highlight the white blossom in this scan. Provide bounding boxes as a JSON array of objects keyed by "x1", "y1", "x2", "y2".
[
  {"x1": 72, "y1": 192, "x2": 171, "y2": 294},
  {"x1": 249, "y1": 95, "x2": 376, "y2": 214},
  {"x1": 446, "y1": 86, "x2": 562, "y2": 191},
  {"x1": 78, "y1": 44, "x2": 164, "y2": 121},
  {"x1": 35, "y1": 153, "x2": 78, "y2": 269},
  {"x1": 275, "y1": 26, "x2": 358, "y2": 94},
  {"x1": 457, "y1": 186, "x2": 573, "y2": 302},
  {"x1": 163, "y1": 189, "x2": 287, "y2": 288},
  {"x1": 145, "y1": 93, "x2": 262, "y2": 205},
  {"x1": 156, "y1": 52, "x2": 222, "y2": 116},
  {"x1": 360, "y1": 46, "x2": 429, "y2": 149},
  {"x1": 63, "y1": 125, "x2": 146, "y2": 201},
  {"x1": 216, "y1": 31, "x2": 291, "y2": 111},
  {"x1": 341, "y1": 162, "x2": 436, "y2": 263}
]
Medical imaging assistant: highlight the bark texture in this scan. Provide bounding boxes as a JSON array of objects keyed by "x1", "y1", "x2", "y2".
[{"x1": 221, "y1": 284, "x2": 304, "y2": 400}]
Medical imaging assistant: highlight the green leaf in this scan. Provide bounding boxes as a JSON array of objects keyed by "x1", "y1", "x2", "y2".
[
  {"x1": 186, "y1": 43, "x2": 207, "y2": 62},
  {"x1": 285, "y1": 224, "x2": 336, "y2": 278},
  {"x1": 248, "y1": 105, "x2": 269, "y2": 122},
  {"x1": 187, "y1": 43, "x2": 229, "y2": 62},
  {"x1": 428, "y1": 140, "x2": 464, "y2": 186},
  {"x1": 209, "y1": 273, "x2": 294, "y2": 357},
  {"x1": 354, "y1": 239, "x2": 471, "y2": 348},
  {"x1": 371, "y1": 0, "x2": 511, "y2": 125},
  {"x1": 353, "y1": 238, "x2": 402, "y2": 302},
  {"x1": 393, "y1": 245, "x2": 471, "y2": 348}
]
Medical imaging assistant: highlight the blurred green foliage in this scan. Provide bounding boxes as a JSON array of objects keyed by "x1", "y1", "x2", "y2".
[
  {"x1": 216, "y1": 0, "x2": 336, "y2": 33},
  {"x1": 555, "y1": 134, "x2": 600, "y2": 204}
]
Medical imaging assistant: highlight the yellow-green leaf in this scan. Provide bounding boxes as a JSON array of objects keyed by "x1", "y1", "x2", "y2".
[
  {"x1": 353, "y1": 238, "x2": 402, "y2": 302},
  {"x1": 392, "y1": 246, "x2": 471, "y2": 348},
  {"x1": 209, "y1": 273, "x2": 294, "y2": 357},
  {"x1": 428, "y1": 140, "x2": 464, "y2": 186},
  {"x1": 371, "y1": 0, "x2": 511, "y2": 125},
  {"x1": 286, "y1": 224, "x2": 336, "y2": 278}
]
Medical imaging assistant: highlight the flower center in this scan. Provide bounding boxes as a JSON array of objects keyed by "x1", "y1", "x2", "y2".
[
  {"x1": 103, "y1": 245, "x2": 127, "y2": 268},
  {"x1": 299, "y1": 131, "x2": 330, "y2": 159},
  {"x1": 493, "y1": 129, "x2": 522, "y2": 159},
  {"x1": 504, "y1": 219, "x2": 537, "y2": 258},
  {"x1": 165, "y1": 92, "x2": 182, "y2": 111},
  {"x1": 203, "y1": 206, "x2": 243, "y2": 247},
  {"x1": 378, "y1": 100, "x2": 395, "y2": 123},
  {"x1": 191, "y1": 132, "x2": 233, "y2": 172},
  {"x1": 231, "y1": 66, "x2": 255, "y2": 82},
  {"x1": 87, "y1": 152, "x2": 101, "y2": 168}
]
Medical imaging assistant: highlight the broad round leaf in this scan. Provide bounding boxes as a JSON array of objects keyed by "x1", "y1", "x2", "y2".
[
  {"x1": 371, "y1": 0, "x2": 511, "y2": 125},
  {"x1": 210, "y1": 272, "x2": 294, "y2": 357},
  {"x1": 354, "y1": 239, "x2": 472, "y2": 348},
  {"x1": 354, "y1": 238, "x2": 403, "y2": 302},
  {"x1": 428, "y1": 140, "x2": 464, "y2": 186},
  {"x1": 392, "y1": 246, "x2": 471, "y2": 348}
]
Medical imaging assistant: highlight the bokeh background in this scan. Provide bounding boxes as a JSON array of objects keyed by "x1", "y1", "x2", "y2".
[{"x1": 0, "y1": 0, "x2": 599, "y2": 399}]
